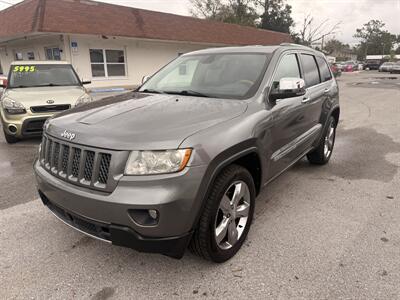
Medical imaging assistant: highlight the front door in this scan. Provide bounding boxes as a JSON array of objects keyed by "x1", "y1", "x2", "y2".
[{"x1": 267, "y1": 52, "x2": 311, "y2": 178}]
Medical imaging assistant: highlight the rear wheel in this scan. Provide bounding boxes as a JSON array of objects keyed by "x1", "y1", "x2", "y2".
[
  {"x1": 190, "y1": 165, "x2": 255, "y2": 262},
  {"x1": 3, "y1": 129, "x2": 19, "y2": 144},
  {"x1": 307, "y1": 116, "x2": 336, "y2": 165}
]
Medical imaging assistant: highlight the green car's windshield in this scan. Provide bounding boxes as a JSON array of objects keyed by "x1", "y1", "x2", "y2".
[
  {"x1": 139, "y1": 53, "x2": 271, "y2": 100},
  {"x1": 8, "y1": 64, "x2": 80, "y2": 88}
]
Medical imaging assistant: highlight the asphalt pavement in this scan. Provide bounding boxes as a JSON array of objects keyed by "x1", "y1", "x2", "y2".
[{"x1": 0, "y1": 71, "x2": 399, "y2": 299}]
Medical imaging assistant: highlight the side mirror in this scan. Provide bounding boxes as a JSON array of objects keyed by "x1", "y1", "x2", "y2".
[
  {"x1": 0, "y1": 78, "x2": 7, "y2": 89},
  {"x1": 142, "y1": 75, "x2": 151, "y2": 84},
  {"x1": 82, "y1": 80, "x2": 91, "y2": 85},
  {"x1": 269, "y1": 77, "x2": 306, "y2": 102}
]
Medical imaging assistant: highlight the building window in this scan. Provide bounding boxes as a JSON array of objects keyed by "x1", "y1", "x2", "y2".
[
  {"x1": 15, "y1": 52, "x2": 23, "y2": 61},
  {"x1": 89, "y1": 49, "x2": 126, "y2": 78},
  {"x1": 27, "y1": 52, "x2": 35, "y2": 60},
  {"x1": 45, "y1": 47, "x2": 61, "y2": 60}
]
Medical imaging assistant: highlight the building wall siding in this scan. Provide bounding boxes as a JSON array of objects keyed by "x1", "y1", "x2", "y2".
[{"x1": 0, "y1": 34, "x2": 218, "y2": 88}]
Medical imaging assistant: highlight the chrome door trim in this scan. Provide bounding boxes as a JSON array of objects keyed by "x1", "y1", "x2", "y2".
[{"x1": 270, "y1": 124, "x2": 322, "y2": 162}]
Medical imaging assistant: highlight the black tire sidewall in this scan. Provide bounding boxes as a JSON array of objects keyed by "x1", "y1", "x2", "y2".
[
  {"x1": 3, "y1": 129, "x2": 19, "y2": 144},
  {"x1": 206, "y1": 166, "x2": 256, "y2": 262}
]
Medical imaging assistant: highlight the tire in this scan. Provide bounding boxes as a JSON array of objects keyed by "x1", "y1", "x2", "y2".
[
  {"x1": 3, "y1": 129, "x2": 19, "y2": 144},
  {"x1": 189, "y1": 164, "x2": 256, "y2": 263},
  {"x1": 307, "y1": 116, "x2": 336, "y2": 165}
]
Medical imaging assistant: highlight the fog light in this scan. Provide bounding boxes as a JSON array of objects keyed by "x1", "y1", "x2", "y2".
[
  {"x1": 128, "y1": 209, "x2": 159, "y2": 226},
  {"x1": 148, "y1": 209, "x2": 158, "y2": 220},
  {"x1": 8, "y1": 124, "x2": 17, "y2": 134}
]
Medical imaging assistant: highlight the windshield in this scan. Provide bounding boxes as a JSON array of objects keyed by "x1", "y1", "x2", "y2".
[
  {"x1": 8, "y1": 64, "x2": 80, "y2": 88},
  {"x1": 139, "y1": 53, "x2": 271, "y2": 99}
]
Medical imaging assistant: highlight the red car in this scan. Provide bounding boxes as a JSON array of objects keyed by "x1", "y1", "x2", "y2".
[
  {"x1": 330, "y1": 63, "x2": 342, "y2": 77},
  {"x1": 342, "y1": 61, "x2": 358, "y2": 72}
]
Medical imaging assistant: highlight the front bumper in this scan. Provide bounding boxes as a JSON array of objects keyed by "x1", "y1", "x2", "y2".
[
  {"x1": 0, "y1": 109, "x2": 52, "y2": 137},
  {"x1": 34, "y1": 159, "x2": 208, "y2": 258}
]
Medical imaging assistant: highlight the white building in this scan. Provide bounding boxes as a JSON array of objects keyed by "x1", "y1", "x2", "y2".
[{"x1": 0, "y1": 0, "x2": 291, "y2": 89}]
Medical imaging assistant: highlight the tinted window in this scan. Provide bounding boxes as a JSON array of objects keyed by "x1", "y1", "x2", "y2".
[
  {"x1": 301, "y1": 54, "x2": 321, "y2": 87},
  {"x1": 316, "y1": 57, "x2": 332, "y2": 82},
  {"x1": 272, "y1": 54, "x2": 301, "y2": 89}
]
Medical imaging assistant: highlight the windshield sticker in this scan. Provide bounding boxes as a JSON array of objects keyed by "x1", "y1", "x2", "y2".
[{"x1": 13, "y1": 66, "x2": 36, "y2": 73}]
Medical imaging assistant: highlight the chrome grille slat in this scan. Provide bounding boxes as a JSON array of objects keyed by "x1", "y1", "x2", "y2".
[{"x1": 39, "y1": 134, "x2": 115, "y2": 192}]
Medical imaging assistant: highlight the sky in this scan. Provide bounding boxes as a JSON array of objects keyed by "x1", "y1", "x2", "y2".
[{"x1": 1, "y1": 0, "x2": 399, "y2": 45}]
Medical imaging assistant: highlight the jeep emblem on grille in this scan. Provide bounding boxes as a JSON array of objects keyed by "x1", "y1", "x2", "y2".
[
  {"x1": 46, "y1": 99, "x2": 55, "y2": 104},
  {"x1": 61, "y1": 130, "x2": 76, "y2": 141}
]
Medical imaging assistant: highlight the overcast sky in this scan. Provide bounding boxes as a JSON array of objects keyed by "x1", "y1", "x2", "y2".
[{"x1": 1, "y1": 0, "x2": 399, "y2": 45}]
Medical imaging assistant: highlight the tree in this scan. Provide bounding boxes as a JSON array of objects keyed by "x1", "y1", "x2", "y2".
[
  {"x1": 324, "y1": 39, "x2": 351, "y2": 55},
  {"x1": 190, "y1": 0, "x2": 258, "y2": 27},
  {"x1": 256, "y1": 0, "x2": 294, "y2": 33},
  {"x1": 224, "y1": 0, "x2": 259, "y2": 26},
  {"x1": 190, "y1": 0, "x2": 224, "y2": 20},
  {"x1": 353, "y1": 20, "x2": 398, "y2": 57},
  {"x1": 293, "y1": 14, "x2": 341, "y2": 46}
]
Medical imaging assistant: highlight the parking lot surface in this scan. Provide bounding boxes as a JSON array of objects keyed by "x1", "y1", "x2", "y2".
[{"x1": 1, "y1": 71, "x2": 399, "y2": 299}]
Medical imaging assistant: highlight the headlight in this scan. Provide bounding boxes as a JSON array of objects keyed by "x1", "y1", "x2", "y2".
[
  {"x1": 2, "y1": 97, "x2": 26, "y2": 114},
  {"x1": 125, "y1": 149, "x2": 192, "y2": 175},
  {"x1": 75, "y1": 94, "x2": 93, "y2": 107}
]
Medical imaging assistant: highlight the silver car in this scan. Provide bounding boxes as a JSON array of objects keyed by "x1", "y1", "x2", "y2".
[
  {"x1": 34, "y1": 44, "x2": 340, "y2": 262},
  {"x1": 390, "y1": 62, "x2": 400, "y2": 74},
  {"x1": 379, "y1": 62, "x2": 395, "y2": 72}
]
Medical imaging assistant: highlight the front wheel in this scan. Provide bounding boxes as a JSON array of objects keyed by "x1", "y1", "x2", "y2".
[
  {"x1": 190, "y1": 165, "x2": 255, "y2": 262},
  {"x1": 307, "y1": 116, "x2": 336, "y2": 165},
  {"x1": 3, "y1": 129, "x2": 19, "y2": 144}
]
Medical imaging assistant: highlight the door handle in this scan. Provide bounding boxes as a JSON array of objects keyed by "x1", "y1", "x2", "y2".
[
  {"x1": 324, "y1": 88, "x2": 330, "y2": 94},
  {"x1": 302, "y1": 97, "x2": 311, "y2": 103}
]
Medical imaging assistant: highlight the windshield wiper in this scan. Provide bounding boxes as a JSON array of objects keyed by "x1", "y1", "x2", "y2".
[
  {"x1": 164, "y1": 90, "x2": 212, "y2": 98},
  {"x1": 36, "y1": 83, "x2": 64, "y2": 87},
  {"x1": 141, "y1": 89, "x2": 166, "y2": 94}
]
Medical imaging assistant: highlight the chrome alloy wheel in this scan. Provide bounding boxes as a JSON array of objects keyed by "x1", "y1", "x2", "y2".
[
  {"x1": 214, "y1": 180, "x2": 251, "y2": 250},
  {"x1": 324, "y1": 122, "x2": 335, "y2": 158}
]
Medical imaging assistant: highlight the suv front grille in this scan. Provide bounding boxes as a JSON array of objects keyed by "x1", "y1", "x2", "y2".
[{"x1": 40, "y1": 134, "x2": 119, "y2": 192}]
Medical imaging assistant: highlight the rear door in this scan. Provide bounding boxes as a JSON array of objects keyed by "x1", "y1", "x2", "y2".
[{"x1": 296, "y1": 53, "x2": 327, "y2": 149}]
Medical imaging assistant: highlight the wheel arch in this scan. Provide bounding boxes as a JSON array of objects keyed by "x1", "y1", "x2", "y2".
[{"x1": 191, "y1": 140, "x2": 264, "y2": 231}]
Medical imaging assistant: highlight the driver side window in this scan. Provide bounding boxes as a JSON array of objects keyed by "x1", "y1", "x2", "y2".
[{"x1": 272, "y1": 54, "x2": 301, "y2": 90}]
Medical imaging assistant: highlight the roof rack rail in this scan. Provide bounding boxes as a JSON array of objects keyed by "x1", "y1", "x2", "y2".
[{"x1": 280, "y1": 43, "x2": 310, "y2": 48}]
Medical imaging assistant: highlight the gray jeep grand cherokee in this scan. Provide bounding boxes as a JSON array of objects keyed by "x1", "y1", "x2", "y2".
[{"x1": 34, "y1": 44, "x2": 339, "y2": 262}]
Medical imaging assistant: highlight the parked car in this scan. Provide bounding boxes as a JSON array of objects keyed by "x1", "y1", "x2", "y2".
[
  {"x1": 330, "y1": 63, "x2": 342, "y2": 77},
  {"x1": 0, "y1": 61, "x2": 92, "y2": 144},
  {"x1": 0, "y1": 74, "x2": 7, "y2": 96},
  {"x1": 34, "y1": 44, "x2": 340, "y2": 262},
  {"x1": 342, "y1": 61, "x2": 358, "y2": 72},
  {"x1": 364, "y1": 60, "x2": 381, "y2": 70},
  {"x1": 390, "y1": 62, "x2": 400, "y2": 74},
  {"x1": 335, "y1": 62, "x2": 345, "y2": 71},
  {"x1": 379, "y1": 62, "x2": 395, "y2": 72}
]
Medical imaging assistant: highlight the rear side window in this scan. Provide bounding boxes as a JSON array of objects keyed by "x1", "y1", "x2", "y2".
[
  {"x1": 272, "y1": 54, "x2": 301, "y2": 89},
  {"x1": 301, "y1": 54, "x2": 321, "y2": 87},
  {"x1": 316, "y1": 57, "x2": 332, "y2": 82}
]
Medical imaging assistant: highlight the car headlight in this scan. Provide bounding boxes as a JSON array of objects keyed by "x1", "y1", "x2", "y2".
[
  {"x1": 125, "y1": 149, "x2": 192, "y2": 175},
  {"x1": 2, "y1": 97, "x2": 26, "y2": 114},
  {"x1": 75, "y1": 94, "x2": 93, "y2": 107}
]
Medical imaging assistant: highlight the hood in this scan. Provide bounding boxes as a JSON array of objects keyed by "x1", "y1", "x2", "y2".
[
  {"x1": 3, "y1": 86, "x2": 86, "y2": 107},
  {"x1": 47, "y1": 93, "x2": 248, "y2": 150}
]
